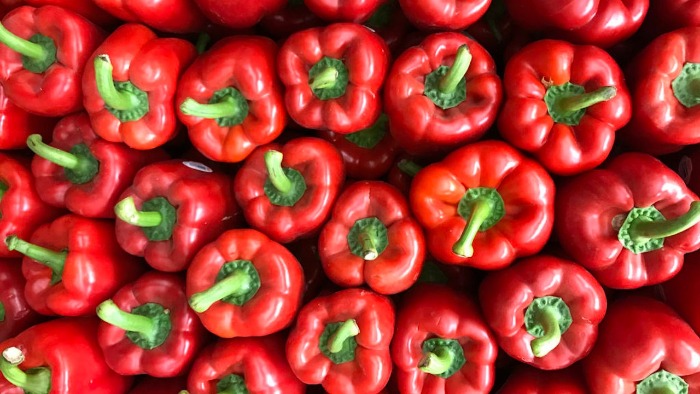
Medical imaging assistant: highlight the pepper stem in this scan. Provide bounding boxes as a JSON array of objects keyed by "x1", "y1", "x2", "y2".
[
  {"x1": 0, "y1": 302, "x2": 5, "y2": 321},
  {"x1": 0, "y1": 347, "x2": 51, "y2": 394},
  {"x1": 96, "y1": 300, "x2": 159, "y2": 341},
  {"x1": 264, "y1": 150, "x2": 292, "y2": 195},
  {"x1": 555, "y1": 86, "x2": 617, "y2": 113},
  {"x1": 629, "y1": 201, "x2": 700, "y2": 243},
  {"x1": 309, "y1": 67, "x2": 339, "y2": 90},
  {"x1": 189, "y1": 270, "x2": 253, "y2": 313},
  {"x1": 0, "y1": 23, "x2": 47, "y2": 60},
  {"x1": 359, "y1": 230, "x2": 378, "y2": 260},
  {"x1": 438, "y1": 45, "x2": 472, "y2": 94},
  {"x1": 327, "y1": 319, "x2": 360, "y2": 353},
  {"x1": 452, "y1": 198, "x2": 492, "y2": 257},
  {"x1": 114, "y1": 196, "x2": 163, "y2": 228},
  {"x1": 5, "y1": 236, "x2": 65, "y2": 277},
  {"x1": 419, "y1": 347, "x2": 455, "y2": 375},
  {"x1": 397, "y1": 160, "x2": 422, "y2": 177},
  {"x1": 26, "y1": 134, "x2": 79, "y2": 169},
  {"x1": 530, "y1": 306, "x2": 562, "y2": 357},
  {"x1": 691, "y1": 77, "x2": 700, "y2": 99},
  {"x1": 0, "y1": 181, "x2": 7, "y2": 201},
  {"x1": 179, "y1": 97, "x2": 239, "y2": 119},
  {"x1": 94, "y1": 55, "x2": 139, "y2": 111}
]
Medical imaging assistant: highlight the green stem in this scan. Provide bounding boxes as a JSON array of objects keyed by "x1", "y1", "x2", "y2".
[
  {"x1": 0, "y1": 181, "x2": 7, "y2": 202},
  {"x1": 264, "y1": 150, "x2": 292, "y2": 195},
  {"x1": 0, "y1": 347, "x2": 50, "y2": 394},
  {"x1": 438, "y1": 45, "x2": 472, "y2": 94},
  {"x1": 327, "y1": 319, "x2": 360, "y2": 353},
  {"x1": 0, "y1": 23, "x2": 47, "y2": 60},
  {"x1": 452, "y1": 198, "x2": 491, "y2": 257},
  {"x1": 419, "y1": 347, "x2": 455, "y2": 375},
  {"x1": 0, "y1": 302, "x2": 5, "y2": 322},
  {"x1": 555, "y1": 86, "x2": 617, "y2": 113},
  {"x1": 309, "y1": 67, "x2": 339, "y2": 90},
  {"x1": 94, "y1": 54, "x2": 139, "y2": 111},
  {"x1": 5, "y1": 236, "x2": 65, "y2": 277},
  {"x1": 189, "y1": 270, "x2": 253, "y2": 313},
  {"x1": 530, "y1": 306, "x2": 562, "y2": 357},
  {"x1": 114, "y1": 196, "x2": 163, "y2": 227},
  {"x1": 26, "y1": 134, "x2": 79, "y2": 169},
  {"x1": 397, "y1": 160, "x2": 422, "y2": 177},
  {"x1": 195, "y1": 33, "x2": 210, "y2": 54},
  {"x1": 96, "y1": 300, "x2": 159, "y2": 341},
  {"x1": 179, "y1": 97, "x2": 239, "y2": 119},
  {"x1": 629, "y1": 201, "x2": 700, "y2": 243},
  {"x1": 359, "y1": 230, "x2": 378, "y2": 260}
]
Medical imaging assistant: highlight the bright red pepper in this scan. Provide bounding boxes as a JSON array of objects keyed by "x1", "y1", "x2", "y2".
[
  {"x1": 392, "y1": 283, "x2": 497, "y2": 394},
  {"x1": 186, "y1": 229, "x2": 304, "y2": 338},
  {"x1": 0, "y1": 6, "x2": 104, "y2": 117},
  {"x1": 176, "y1": 36, "x2": 286, "y2": 164},
  {"x1": 0, "y1": 317, "x2": 133, "y2": 393},
  {"x1": 398, "y1": 0, "x2": 489, "y2": 30},
  {"x1": 234, "y1": 137, "x2": 345, "y2": 244},
  {"x1": 24, "y1": 0, "x2": 118, "y2": 26},
  {"x1": 259, "y1": 0, "x2": 324, "y2": 39},
  {"x1": 497, "y1": 39, "x2": 631, "y2": 176},
  {"x1": 92, "y1": 0, "x2": 207, "y2": 33},
  {"x1": 114, "y1": 160, "x2": 241, "y2": 272},
  {"x1": 82, "y1": 23, "x2": 197, "y2": 150},
  {"x1": 0, "y1": 84, "x2": 55, "y2": 150},
  {"x1": 277, "y1": 23, "x2": 390, "y2": 133},
  {"x1": 305, "y1": 0, "x2": 384, "y2": 22},
  {"x1": 384, "y1": 32, "x2": 502, "y2": 157},
  {"x1": 0, "y1": 259, "x2": 41, "y2": 341},
  {"x1": 498, "y1": 365, "x2": 588, "y2": 394},
  {"x1": 409, "y1": 140, "x2": 555, "y2": 270},
  {"x1": 555, "y1": 153, "x2": 700, "y2": 289},
  {"x1": 286, "y1": 288, "x2": 395, "y2": 394},
  {"x1": 187, "y1": 335, "x2": 305, "y2": 394},
  {"x1": 193, "y1": 0, "x2": 287, "y2": 28}
]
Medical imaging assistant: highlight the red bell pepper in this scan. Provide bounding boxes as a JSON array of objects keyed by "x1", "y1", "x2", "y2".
[
  {"x1": 620, "y1": 27, "x2": 700, "y2": 155},
  {"x1": 286, "y1": 288, "x2": 395, "y2": 394},
  {"x1": 96, "y1": 271, "x2": 208, "y2": 377},
  {"x1": 0, "y1": 84, "x2": 55, "y2": 150},
  {"x1": 555, "y1": 152, "x2": 700, "y2": 289},
  {"x1": 479, "y1": 255, "x2": 607, "y2": 370},
  {"x1": 0, "y1": 5, "x2": 104, "y2": 117},
  {"x1": 392, "y1": 283, "x2": 497, "y2": 394},
  {"x1": 234, "y1": 137, "x2": 345, "y2": 244},
  {"x1": 28, "y1": 113, "x2": 168, "y2": 218},
  {"x1": 409, "y1": 140, "x2": 555, "y2": 270},
  {"x1": 583, "y1": 295, "x2": 700, "y2": 393},
  {"x1": 0, "y1": 259, "x2": 41, "y2": 341},
  {"x1": 193, "y1": 0, "x2": 287, "y2": 28},
  {"x1": 363, "y1": 0, "x2": 411, "y2": 56},
  {"x1": 643, "y1": 0, "x2": 700, "y2": 36},
  {"x1": 176, "y1": 36, "x2": 286, "y2": 164},
  {"x1": 24, "y1": 0, "x2": 118, "y2": 26},
  {"x1": 259, "y1": 0, "x2": 324, "y2": 39},
  {"x1": 398, "y1": 0, "x2": 489, "y2": 30},
  {"x1": 497, "y1": 39, "x2": 631, "y2": 176},
  {"x1": 114, "y1": 160, "x2": 240, "y2": 272},
  {"x1": 305, "y1": 0, "x2": 384, "y2": 22},
  {"x1": 661, "y1": 251, "x2": 700, "y2": 335},
  {"x1": 498, "y1": 364, "x2": 588, "y2": 394},
  {"x1": 186, "y1": 229, "x2": 304, "y2": 338},
  {"x1": 0, "y1": 317, "x2": 133, "y2": 393},
  {"x1": 128, "y1": 376, "x2": 187, "y2": 394},
  {"x1": 186, "y1": 335, "x2": 305, "y2": 394},
  {"x1": 82, "y1": 23, "x2": 197, "y2": 150},
  {"x1": 92, "y1": 0, "x2": 207, "y2": 33},
  {"x1": 277, "y1": 23, "x2": 390, "y2": 133},
  {"x1": 384, "y1": 32, "x2": 502, "y2": 157},
  {"x1": 318, "y1": 180, "x2": 425, "y2": 294}
]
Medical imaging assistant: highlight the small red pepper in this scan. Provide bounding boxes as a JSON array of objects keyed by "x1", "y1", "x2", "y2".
[
  {"x1": 92, "y1": 0, "x2": 207, "y2": 33},
  {"x1": 286, "y1": 288, "x2": 395, "y2": 394},
  {"x1": 186, "y1": 335, "x2": 305, "y2": 394},
  {"x1": 498, "y1": 364, "x2": 588, "y2": 394},
  {"x1": 186, "y1": 229, "x2": 305, "y2": 338},
  {"x1": 82, "y1": 23, "x2": 197, "y2": 150},
  {"x1": 0, "y1": 84, "x2": 55, "y2": 150},
  {"x1": 277, "y1": 23, "x2": 390, "y2": 133},
  {"x1": 398, "y1": 0, "x2": 489, "y2": 30},
  {"x1": 0, "y1": 258, "x2": 41, "y2": 341},
  {"x1": 304, "y1": 0, "x2": 384, "y2": 22},
  {"x1": 234, "y1": 137, "x2": 345, "y2": 244},
  {"x1": 193, "y1": 0, "x2": 287, "y2": 29}
]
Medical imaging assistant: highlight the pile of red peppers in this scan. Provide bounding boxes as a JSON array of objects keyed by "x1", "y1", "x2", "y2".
[{"x1": 0, "y1": 0, "x2": 700, "y2": 393}]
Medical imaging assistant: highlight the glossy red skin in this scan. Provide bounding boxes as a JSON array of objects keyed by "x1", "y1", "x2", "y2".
[
  {"x1": 555, "y1": 153, "x2": 700, "y2": 289},
  {"x1": 498, "y1": 40, "x2": 631, "y2": 176},
  {"x1": 92, "y1": 0, "x2": 207, "y2": 33},
  {"x1": 277, "y1": 23, "x2": 390, "y2": 133},
  {"x1": 127, "y1": 376, "x2": 188, "y2": 394},
  {"x1": 0, "y1": 6, "x2": 104, "y2": 117},
  {"x1": 318, "y1": 129, "x2": 400, "y2": 180},
  {"x1": 0, "y1": 154, "x2": 63, "y2": 258},
  {"x1": 0, "y1": 318, "x2": 134, "y2": 393},
  {"x1": 392, "y1": 284, "x2": 497, "y2": 394},
  {"x1": 286, "y1": 288, "x2": 395, "y2": 394},
  {"x1": 506, "y1": 0, "x2": 599, "y2": 30},
  {"x1": 384, "y1": 33, "x2": 502, "y2": 157},
  {"x1": 186, "y1": 229, "x2": 304, "y2": 338},
  {"x1": 498, "y1": 365, "x2": 588, "y2": 394},
  {"x1": 193, "y1": 0, "x2": 287, "y2": 28},
  {"x1": 116, "y1": 160, "x2": 241, "y2": 272},
  {"x1": 0, "y1": 258, "x2": 41, "y2": 341},
  {"x1": 234, "y1": 137, "x2": 345, "y2": 244},
  {"x1": 620, "y1": 27, "x2": 700, "y2": 155},
  {"x1": 24, "y1": 0, "x2": 118, "y2": 26},
  {"x1": 31, "y1": 113, "x2": 168, "y2": 218},
  {"x1": 661, "y1": 251, "x2": 700, "y2": 335},
  {"x1": 187, "y1": 335, "x2": 305, "y2": 394},
  {"x1": 305, "y1": 0, "x2": 385, "y2": 22},
  {"x1": 98, "y1": 272, "x2": 208, "y2": 377},
  {"x1": 0, "y1": 84, "x2": 55, "y2": 150},
  {"x1": 583, "y1": 296, "x2": 700, "y2": 393},
  {"x1": 176, "y1": 36, "x2": 286, "y2": 163},
  {"x1": 410, "y1": 140, "x2": 555, "y2": 270},
  {"x1": 479, "y1": 255, "x2": 607, "y2": 370},
  {"x1": 319, "y1": 181, "x2": 425, "y2": 294},
  {"x1": 259, "y1": 1, "x2": 324, "y2": 39},
  {"x1": 82, "y1": 24, "x2": 197, "y2": 150},
  {"x1": 644, "y1": 0, "x2": 700, "y2": 35},
  {"x1": 398, "y1": 0, "x2": 489, "y2": 30},
  {"x1": 560, "y1": 0, "x2": 648, "y2": 48}
]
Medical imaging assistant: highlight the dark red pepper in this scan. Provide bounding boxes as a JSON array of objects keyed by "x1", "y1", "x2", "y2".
[{"x1": 0, "y1": 258, "x2": 41, "y2": 341}]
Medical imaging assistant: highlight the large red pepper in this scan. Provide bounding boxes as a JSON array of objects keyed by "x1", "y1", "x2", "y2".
[
  {"x1": 82, "y1": 23, "x2": 197, "y2": 150},
  {"x1": 318, "y1": 180, "x2": 425, "y2": 294},
  {"x1": 0, "y1": 6, "x2": 104, "y2": 116},
  {"x1": 96, "y1": 271, "x2": 208, "y2": 377},
  {"x1": 479, "y1": 255, "x2": 606, "y2": 370},
  {"x1": 392, "y1": 283, "x2": 497, "y2": 394},
  {"x1": 304, "y1": 0, "x2": 384, "y2": 22},
  {"x1": 384, "y1": 32, "x2": 502, "y2": 157},
  {"x1": 92, "y1": 0, "x2": 207, "y2": 33},
  {"x1": 234, "y1": 137, "x2": 345, "y2": 244},
  {"x1": 398, "y1": 0, "x2": 489, "y2": 30},
  {"x1": 0, "y1": 84, "x2": 55, "y2": 150},
  {"x1": 186, "y1": 335, "x2": 305, "y2": 394},
  {"x1": 661, "y1": 251, "x2": 700, "y2": 335},
  {"x1": 0, "y1": 317, "x2": 133, "y2": 393},
  {"x1": 497, "y1": 39, "x2": 631, "y2": 176},
  {"x1": 176, "y1": 36, "x2": 286, "y2": 164},
  {"x1": 24, "y1": 0, "x2": 118, "y2": 26},
  {"x1": 555, "y1": 153, "x2": 700, "y2": 289},
  {"x1": 0, "y1": 259, "x2": 41, "y2": 341},
  {"x1": 409, "y1": 140, "x2": 555, "y2": 270},
  {"x1": 498, "y1": 365, "x2": 588, "y2": 394},
  {"x1": 29, "y1": 113, "x2": 168, "y2": 218},
  {"x1": 286, "y1": 288, "x2": 395, "y2": 394},
  {"x1": 114, "y1": 160, "x2": 240, "y2": 272},
  {"x1": 277, "y1": 23, "x2": 390, "y2": 133},
  {"x1": 193, "y1": 0, "x2": 287, "y2": 29},
  {"x1": 186, "y1": 229, "x2": 304, "y2": 338}
]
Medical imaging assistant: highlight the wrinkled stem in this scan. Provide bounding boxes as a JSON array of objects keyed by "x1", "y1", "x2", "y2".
[
  {"x1": 96, "y1": 300, "x2": 158, "y2": 341},
  {"x1": 327, "y1": 319, "x2": 360, "y2": 353},
  {"x1": 439, "y1": 45, "x2": 472, "y2": 93},
  {"x1": 179, "y1": 97, "x2": 238, "y2": 119},
  {"x1": 0, "y1": 23, "x2": 46, "y2": 60},
  {"x1": 26, "y1": 134, "x2": 79, "y2": 169},
  {"x1": 629, "y1": 201, "x2": 700, "y2": 242},
  {"x1": 94, "y1": 54, "x2": 138, "y2": 111},
  {"x1": 309, "y1": 67, "x2": 338, "y2": 90},
  {"x1": 0, "y1": 347, "x2": 50, "y2": 394},
  {"x1": 264, "y1": 150, "x2": 292, "y2": 194},
  {"x1": 114, "y1": 196, "x2": 163, "y2": 227},
  {"x1": 452, "y1": 198, "x2": 491, "y2": 257},
  {"x1": 359, "y1": 230, "x2": 378, "y2": 260},
  {"x1": 419, "y1": 347, "x2": 454, "y2": 375},
  {"x1": 5, "y1": 236, "x2": 65, "y2": 277},
  {"x1": 530, "y1": 306, "x2": 562, "y2": 357},
  {"x1": 556, "y1": 86, "x2": 617, "y2": 113},
  {"x1": 189, "y1": 270, "x2": 253, "y2": 313}
]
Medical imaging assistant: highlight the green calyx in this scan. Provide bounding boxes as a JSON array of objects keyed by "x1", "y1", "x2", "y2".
[
  {"x1": 0, "y1": 23, "x2": 56, "y2": 73},
  {"x1": 263, "y1": 150, "x2": 307, "y2": 207},
  {"x1": 308, "y1": 57, "x2": 349, "y2": 100},
  {"x1": 424, "y1": 45, "x2": 471, "y2": 110},
  {"x1": 94, "y1": 55, "x2": 149, "y2": 122},
  {"x1": 216, "y1": 374, "x2": 249, "y2": 394},
  {"x1": 344, "y1": 114, "x2": 388, "y2": 149},
  {"x1": 617, "y1": 201, "x2": 700, "y2": 254},
  {"x1": 5, "y1": 236, "x2": 65, "y2": 285},
  {"x1": 544, "y1": 82, "x2": 617, "y2": 126},
  {"x1": 0, "y1": 347, "x2": 51, "y2": 394},
  {"x1": 453, "y1": 187, "x2": 505, "y2": 258},
  {"x1": 114, "y1": 196, "x2": 177, "y2": 242},
  {"x1": 179, "y1": 87, "x2": 250, "y2": 127},
  {"x1": 524, "y1": 296, "x2": 573, "y2": 357},
  {"x1": 397, "y1": 160, "x2": 423, "y2": 177},
  {"x1": 96, "y1": 300, "x2": 172, "y2": 350},
  {"x1": 319, "y1": 319, "x2": 360, "y2": 364},
  {"x1": 672, "y1": 62, "x2": 700, "y2": 108},
  {"x1": 419, "y1": 338, "x2": 466, "y2": 378},
  {"x1": 347, "y1": 217, "x2": 388, "y2": 260},
  {"x1": 188, "y1": 260, "x2": 261, "y2": 313},
  {"x1": 417, "y1": 260, "x2": 449, "y2": 284},
  {"x1": 637, "y1": 370, "x2": 688, "y2": 394},
  {"x1": 27, "y1": 134, "x2": 100, "y2": 185},
  {"x1": 365, "y1": 2, "x2": 393, "y2": 29}
]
